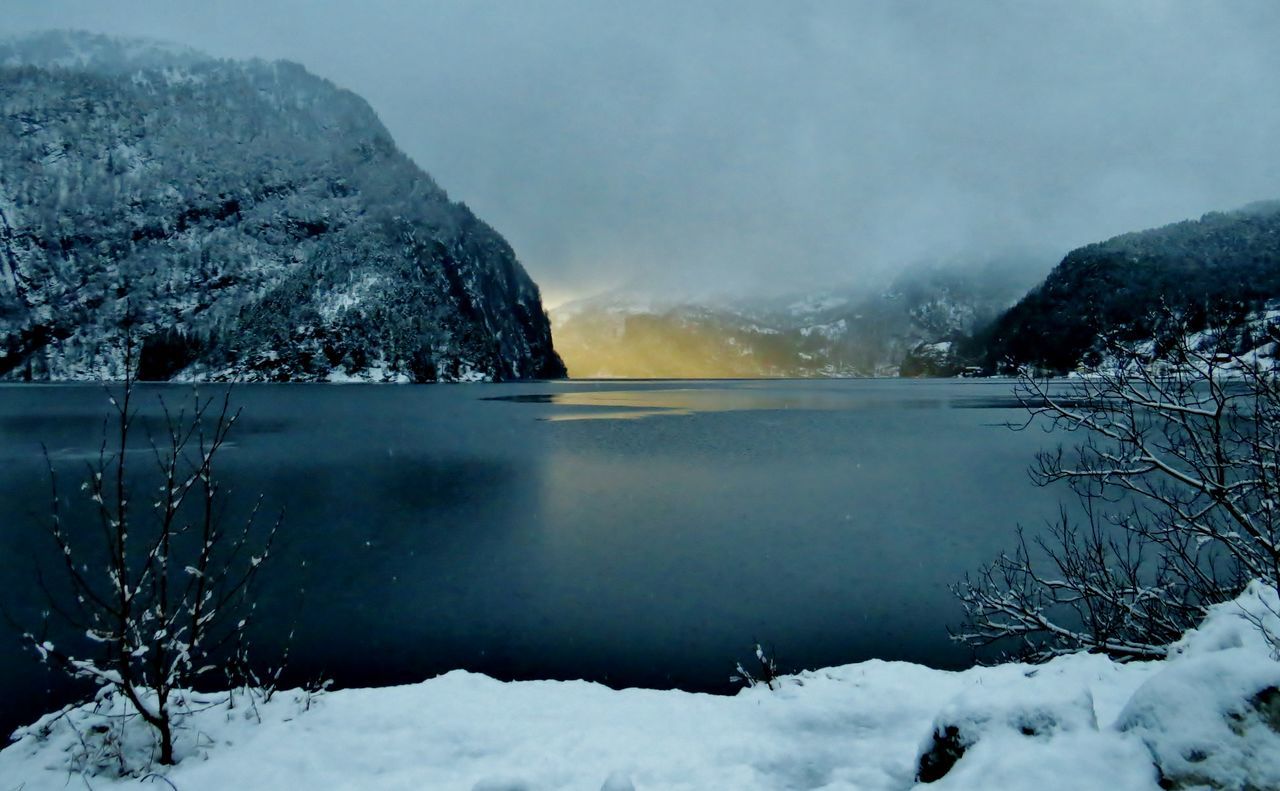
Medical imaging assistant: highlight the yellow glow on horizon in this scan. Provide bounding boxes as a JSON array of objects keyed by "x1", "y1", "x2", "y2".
[{"x1": 541, "y1": 292, "x2": 572, "y2": 311}]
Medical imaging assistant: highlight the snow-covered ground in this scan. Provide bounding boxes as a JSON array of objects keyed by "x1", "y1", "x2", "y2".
[{"x1": 4, "y1": 586, "x2": 1279, "y2": 790}]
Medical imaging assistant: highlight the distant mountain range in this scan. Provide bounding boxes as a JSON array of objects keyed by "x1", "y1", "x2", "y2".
[
  {"x1": 555, "y1": 197, "x2": 1280, "y2": 380},
  {"x1": 551, "y1": 259, "x2": 1045, "y2": 378},
  {"x1": 0, "y1": 31, "x2": 564, "y2": 382}
]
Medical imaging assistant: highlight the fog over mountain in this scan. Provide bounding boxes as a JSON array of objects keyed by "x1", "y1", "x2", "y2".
[
  {"x1": 6, "y1": 1, "x2": 1280, "y2": 305},
  {"x1": 551, "y1": 256, "x2": 1044, "y2": 378}
]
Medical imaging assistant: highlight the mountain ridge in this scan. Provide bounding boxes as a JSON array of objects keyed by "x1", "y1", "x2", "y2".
[
  {"x1": 0, "y1": 31, "x2": 565, "y2": 382},
  {"x1": 974, "y1": 199, "x2": 1280, "y2": 374}
]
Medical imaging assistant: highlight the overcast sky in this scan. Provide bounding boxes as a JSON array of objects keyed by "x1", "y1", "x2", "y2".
[{"x1": 7, "y1": 1, "x2": 1280, "y2": 304}]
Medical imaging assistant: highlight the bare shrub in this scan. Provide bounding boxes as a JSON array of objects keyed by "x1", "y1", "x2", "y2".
[
  {"x1": 23, "y1": 348, "x2": 280, "y2": 768},
  {"x1": 953, "y1": 320, "x2": 1280, "y2": 660}
]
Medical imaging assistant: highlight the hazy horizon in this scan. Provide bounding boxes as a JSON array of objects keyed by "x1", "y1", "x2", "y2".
[{"x1": 6, "y1": 1, "x2": 1280, "y2": 305}]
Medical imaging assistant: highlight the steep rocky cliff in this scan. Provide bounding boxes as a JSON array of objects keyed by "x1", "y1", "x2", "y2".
[{"x1": 0, "y1": 31, "x2": 565, "y2": 382}]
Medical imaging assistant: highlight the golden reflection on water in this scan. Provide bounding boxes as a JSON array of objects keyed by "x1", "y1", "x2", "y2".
[
  {"x1": 543, "y1": 408, "x2": 692, "y2": 422},
  {"x1": 487, "y1": 383, "x2": 1023, "y2": 422},
  {"x1": 529, "y1": 387, "x2": 859, "y2": 421}
]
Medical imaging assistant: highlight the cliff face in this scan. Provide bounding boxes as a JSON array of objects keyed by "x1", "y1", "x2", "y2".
[{"x1": 0, "y1": 31, "x2": 565, "y2": 382}]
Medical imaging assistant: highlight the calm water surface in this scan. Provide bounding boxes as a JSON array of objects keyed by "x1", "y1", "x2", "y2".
[{"x1": 0, "y1": 379, "x2": 1066, "y2": 734}]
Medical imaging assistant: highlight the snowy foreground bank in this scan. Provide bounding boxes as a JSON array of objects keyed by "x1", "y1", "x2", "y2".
[{"x1": 5, "y1": 587, "x2": 1280, "y2": 791}]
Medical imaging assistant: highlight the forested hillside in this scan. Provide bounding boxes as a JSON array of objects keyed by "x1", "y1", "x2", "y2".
[
  {"x1": 976, "y1": 201, "x2": 1280, "y2": 373},
  {"x1": 0, "y1": 31, "x2": 564, "y2": 382}
]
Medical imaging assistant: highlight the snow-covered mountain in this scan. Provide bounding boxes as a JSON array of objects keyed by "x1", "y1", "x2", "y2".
[
  {"x1": 0, "y1": 31, "x2": 565, "y2": 382},
  {"x1": 551, "y1": 259, "x2": 1044, "y2": 378}
]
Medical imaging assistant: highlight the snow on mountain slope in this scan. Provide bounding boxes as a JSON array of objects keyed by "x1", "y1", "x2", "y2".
[
  {"x1": 0, "y1": 31, "x2": 564, "y2": 382},
  {"x1": 979, "y1": 200, "x2": 1280, "y2": 375}
]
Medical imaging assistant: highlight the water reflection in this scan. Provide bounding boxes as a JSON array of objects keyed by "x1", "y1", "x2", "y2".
[
  {"x1": 0, "y1": 379, "x2": 1064, "y2": 737},
  {"x1": 485, "y1": 384, "x2": 1031, "y2": 421}
]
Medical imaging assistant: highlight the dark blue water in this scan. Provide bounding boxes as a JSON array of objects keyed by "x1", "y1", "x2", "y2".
[{"x1": 0, "y1": 379, "x2": 1066, "y2": 736}]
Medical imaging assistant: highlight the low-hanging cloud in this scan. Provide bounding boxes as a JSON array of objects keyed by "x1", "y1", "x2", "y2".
[{"x1": 6, "y1": 0, "x2": 1280, "y2": 304}]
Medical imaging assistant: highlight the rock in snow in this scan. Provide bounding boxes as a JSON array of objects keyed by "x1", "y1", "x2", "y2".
[
  {"x1": 0, "y1": 31, "x2": 565, "y2": 382},
  {"x1": 1116, "y1": 581, "x2": 1280, "y2": 791},
  {"x1": 4, "y1": 585, "x2": 1280, "y2": 790}
]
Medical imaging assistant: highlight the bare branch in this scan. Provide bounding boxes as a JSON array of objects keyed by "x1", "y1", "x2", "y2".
[{"x1": 955, "y1": 313, "x2": 1280, "y2": 661}]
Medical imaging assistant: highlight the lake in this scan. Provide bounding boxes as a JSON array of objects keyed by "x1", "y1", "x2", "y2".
[{"x1": 0, "y1": 379, "x2": 1068, "y2": 735}]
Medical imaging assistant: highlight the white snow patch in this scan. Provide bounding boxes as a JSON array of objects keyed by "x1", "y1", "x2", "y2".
[
  {"x1": 452, "y1": 365, "x2": 492, "y2": 383},
  {"x1": 799, "y1": 319, "x2": 848, "y2": 340},
  {"x1": 3, "y1": 586, "x2": 1279, "y2": 790},
  {"x1": 316, "y1": 271, "x2": 383, "y2": 321}
]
